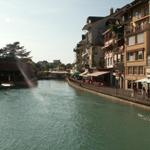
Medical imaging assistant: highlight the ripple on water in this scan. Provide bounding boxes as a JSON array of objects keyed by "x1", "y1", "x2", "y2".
[{"x1": 0, "y1": 80, "x2": 150, "y2": 150}]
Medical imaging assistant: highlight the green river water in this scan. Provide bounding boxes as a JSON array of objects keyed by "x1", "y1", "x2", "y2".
[{"x1": 0, "y1": 80, "x2": 150, "y2": 150}]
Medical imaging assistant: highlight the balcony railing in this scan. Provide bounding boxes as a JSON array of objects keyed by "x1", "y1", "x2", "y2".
[
  {"x1": 82, "y1": 52, "x2": 88, "y2": 58},
  {"x1": 125, "y1": 22, "x2": 150, "y2": 36},
  {"x1": 132, "y1": 14, "x2": 149, "y2": 23},
  {"x1": 103, "y1": 39, "x2": 114, "y2": 49}
]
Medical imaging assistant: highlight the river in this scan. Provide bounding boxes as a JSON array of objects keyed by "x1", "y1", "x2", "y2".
[{"x1": 0, "y1": 80, "x2": 150, "y2": 150}]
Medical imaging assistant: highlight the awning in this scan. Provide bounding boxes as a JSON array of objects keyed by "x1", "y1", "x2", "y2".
[
  {"x1": 135, "y1": 78, "x2": 150, "y2": 84},
  {"x1": 79, "y1": 70, "x2": 88, "y2": 76},
  {"x1": 50, "y1": 71, "x2": 68, "y2": 74},
  {"x1": 87, "y1": 71, "x2": 109, "y2": 77}
]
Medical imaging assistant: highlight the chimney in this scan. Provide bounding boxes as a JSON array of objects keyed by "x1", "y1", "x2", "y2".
[{"x1": 110, "y1": 8, "x2": 114, "y2": 15}]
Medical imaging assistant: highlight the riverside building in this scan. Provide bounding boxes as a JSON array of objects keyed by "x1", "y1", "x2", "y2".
[
  {"x1": 73, "y1": 0, "x2": 150, "y2": 92},
  {"x1": 124, "y1": 0, "x2": 150, "y2": 90}
]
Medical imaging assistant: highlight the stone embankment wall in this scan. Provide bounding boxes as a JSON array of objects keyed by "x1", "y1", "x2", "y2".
[{"x1": 68, "y1": 78, "x2": 150, "y2": 107}]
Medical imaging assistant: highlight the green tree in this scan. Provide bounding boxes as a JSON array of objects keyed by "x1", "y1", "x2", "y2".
[
  {"x1": 59, "y1": 63, "x2": 66, "y2": 70},
  {"x1": 65, "y1": 63, "x2": 72, "y2": 69},
  {"x1": 0, "y1": 42, "x2": 31, "y2": 60},
  {"x1": 35, "y1": 61, "x2": 50, "y2": 72}
]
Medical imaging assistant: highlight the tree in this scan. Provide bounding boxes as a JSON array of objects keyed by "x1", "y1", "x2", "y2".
[
  {"x1": 0, "y1": 42, "x2": 31, "y2": 60},
  {"x1": 35, "y1": 61, "x2": 50, "y2": 72},
  {"x1": 59, "y1": 63, "x2": 66, "y2": 70},
  {"x1": 65, "y1": 63, "x2": 72, "y2": 69}
]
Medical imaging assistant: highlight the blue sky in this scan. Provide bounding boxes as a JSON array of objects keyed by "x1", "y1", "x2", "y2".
[{"x1": 0, "y1": 0, "x2": 132, "y2": 64}]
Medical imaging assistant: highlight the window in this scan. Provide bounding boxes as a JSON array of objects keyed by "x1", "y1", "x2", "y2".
[
  {"x1": 128, "y1": 36, "x2": 135, "y2": 46},
  {"x1": 127, "y1": 50, "x2": 144, "y2": 61},
  {"x1": 127, "y1": 52, "x2": 135, "y2": 61},
  {"x1": 137, "y1": 33, "x2": 144, "y2": 43},
  {"x1": 110, "y1": 57, "x2": 112, "y2": 65},
  {"x1": 114, "y1": 54, "x2": 117, "y2": 61},
  {"x1": 88, "y1": 32, "x2": 92, "y2": 43},
  {"x1": 128, "y1": 67, "x2": 132, "y2": 74},
  {"x1": 135, "y1": 50, "x2": 144, "y2": 60},
  {"x1": 133, "y1": 66, "x2": 138, "y2": 74},
  {"x1": 144, "y1": 7, "x2": 149, "y2": 16},
  {"x1": 138, "y1": 66, "x2": 143, "y2": 74},
  {"x1": 118, "y1": 54, "x2": 121, "y2": 62},
  {"x1": 107, "y1": 58, "x2": 109, "y2": 66},
  {"x1": 138, "y1": 50, "x2": 144, "y2": 59}
]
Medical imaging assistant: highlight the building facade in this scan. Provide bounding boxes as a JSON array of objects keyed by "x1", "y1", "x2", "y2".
[
  {"x1": 73, "y1": 0, "x2": 150, "y2": 91},
  {"x1": 82, "y1": 16, "x2": 106, "y2": 70},
  {"x1": 124, "y1": 0, "x2": 150, "y2": 89}
]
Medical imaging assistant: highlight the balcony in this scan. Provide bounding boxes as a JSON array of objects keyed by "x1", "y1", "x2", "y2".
[
  {"x1": 125, "y1": 22, "x2": 150, "y2": 36},
  {"x1": 82, "y1": 49, "x2": 88, "y2": 58},
  {"x1": 132, "y1": 14, "x2": 149, "y2": 23},
  {"x1": 82, "y1": 52, "x2": 88, "y2": 58},
  {"x1": 103, "y1": 39, "x2": 114, "y2": 50}
]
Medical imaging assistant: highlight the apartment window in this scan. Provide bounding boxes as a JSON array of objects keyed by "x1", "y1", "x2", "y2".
[
  {"x1": 135, "y1": 50, "x2": 144, "y2": 60},
  {"x1": 144, "y1": 7, "x2": 149, "y2": 16},
  {"x1": 137, "y1": 33, "x2": 144, "y2": 44},
  {"x1": 110, "y1": 57, "x2": 112, "y2": 66},
  {"x1": 107, "y1": 58, "x2": 109, "y2": 66},
  {"x1": 88, "y1": 32, "x2": 92, "y2": 43},
  {"x1": 138, "y1": 50, "x2": 144, "y2": 59},
  {"x1": 133, "y1": 66, "x2": 138, "y2": 74},
  {"x1": 128, "y1": 36, "x2": 135, "y2": 46},
  {"x1": 133, "y1": 11, "x2": 137, "y2": 17},
  {"x1": 127, "y1": 52, "x2": 135, "y2": 61},
  {"x1": 128, "y1": 67, "x2": 132, "y2": 74},
  {"x1": 114, "y1": 54, "x2": 117, "y2": 61},
  {"x1": 127, "y1": 50, "x2": 144, "y2": 61},
  {"x1": 138, "y1": 66, "x2": 144, "y2": 74}
]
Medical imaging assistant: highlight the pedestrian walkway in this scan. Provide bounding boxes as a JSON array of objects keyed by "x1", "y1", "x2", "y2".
[{"x1": 68, "y1": 78, "x2": 150, "y2": 106}]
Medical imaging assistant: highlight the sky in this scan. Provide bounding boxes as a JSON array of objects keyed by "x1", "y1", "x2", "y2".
[{"x1": 0, "y1": 0, "x2": 133, "y2": 64}]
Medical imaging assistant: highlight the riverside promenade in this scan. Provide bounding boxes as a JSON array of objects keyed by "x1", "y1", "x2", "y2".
[{"x1": 68, "y1": 77, "x2": 150, "y2": 107}]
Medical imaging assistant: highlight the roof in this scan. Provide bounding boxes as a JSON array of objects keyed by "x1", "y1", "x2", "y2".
[
  {"x1": 82, "y1": 16, "x2": 109, "y2": 30},
  {"x1": 87, "y1": 16, "x2": 104, "y2": 23},
  {"x1": 130, "y1": 0, "x2": 148, "y2": 9}
]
